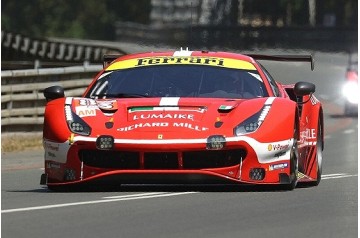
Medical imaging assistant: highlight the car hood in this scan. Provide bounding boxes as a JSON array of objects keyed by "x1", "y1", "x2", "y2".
[{"x1": 69, "y1": 97, "x2": 271, "y2": 139}]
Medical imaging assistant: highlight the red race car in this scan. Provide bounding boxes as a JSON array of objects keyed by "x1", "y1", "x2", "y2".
[{"x1": 41, "y1": 49, "x2": 324, "y2": 190}]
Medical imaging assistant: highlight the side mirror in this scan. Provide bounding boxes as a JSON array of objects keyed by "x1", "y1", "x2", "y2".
[
  {"x1": 294, "y1": 82, "x2": 315, "y2": 96},
  {"x1": 44, "y1": 86, "x2": 65, "y2": 102}
]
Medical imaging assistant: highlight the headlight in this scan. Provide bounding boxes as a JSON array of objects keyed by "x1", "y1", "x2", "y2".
[
  {"x1": 342, "y1": 81, "x2": 359, "y2": 104},
  {"x1": 65, "y1": 105, "x2": 92, "y2": 136},
  {"x1": 96, "y1": 135, "x2": 114, "y2": 150},
  {"x1": 234, "y1": 113, "x2": 261, "y2": 136},
  {"x1": 206, "y1": 135, "x2": 226, "y2": 150},
  {"x1": 234, "y1": 105, "x2": 271, "y2": 136}
]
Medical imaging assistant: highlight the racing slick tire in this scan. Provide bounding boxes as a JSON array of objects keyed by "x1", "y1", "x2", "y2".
[{"x1": 282, "y1": 122, "x2": 299, "y2": 190}]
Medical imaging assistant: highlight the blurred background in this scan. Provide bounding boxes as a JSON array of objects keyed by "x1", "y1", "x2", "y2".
[{"x1": 1, "y1": 0, "x2": 358, "y2": 69}]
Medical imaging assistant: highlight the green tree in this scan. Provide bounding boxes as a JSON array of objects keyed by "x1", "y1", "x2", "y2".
[{"x1": 1, "y1": 0, "x2": 151, "y2": 40}]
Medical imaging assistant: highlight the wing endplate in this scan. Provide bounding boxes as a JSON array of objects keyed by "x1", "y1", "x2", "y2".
[{"x1": 247, "y1": 54, "x2": 314, "y2": 71}]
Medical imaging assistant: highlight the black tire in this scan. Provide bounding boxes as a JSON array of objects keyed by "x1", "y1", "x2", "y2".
[{"x1": 283, "y1": 124, "x2": 299, "y2": 190}]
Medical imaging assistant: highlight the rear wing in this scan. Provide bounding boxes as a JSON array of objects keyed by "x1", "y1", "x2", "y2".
[{"x1": 247, "y1": 54, "x2": 314, "y2": 71}]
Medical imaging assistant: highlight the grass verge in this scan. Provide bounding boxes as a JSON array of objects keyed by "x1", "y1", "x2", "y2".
[{"x1": 1, "y1": 133, "x2": 43, "y2": 152}]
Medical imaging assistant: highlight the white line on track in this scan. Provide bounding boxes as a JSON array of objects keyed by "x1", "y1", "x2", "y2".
[
  {"x1": 102, "y1": 192, "x2": 168, "y2": 199},
  {"x1": 1, "y1": 192, "x2": 196, "y2": 214},
  {"x1": 321, "y1": 173, "x2": 357, "y2": 179},
  {"x1": 343, "y1": 129, "x2": 355, "y2": 134},
  {"x1": 2, "y1": 173, "x2": 357, "y2": 214}
]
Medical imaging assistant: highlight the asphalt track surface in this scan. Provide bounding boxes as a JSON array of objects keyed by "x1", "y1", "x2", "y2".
[{"x1": 1, "y1": 50, "x2": 358, "y2": 238}]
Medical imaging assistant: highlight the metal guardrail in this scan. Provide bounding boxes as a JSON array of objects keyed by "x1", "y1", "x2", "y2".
[
  {"x1": 1, "y1": 30, "x2": 127, "y2": 70},
  {"x1": 1, "y1": 65, "x2": 102, "y2": 132}
]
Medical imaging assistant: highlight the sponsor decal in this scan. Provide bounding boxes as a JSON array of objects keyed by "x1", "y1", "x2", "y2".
[
  {"x1": 44, "y1": 141, "x2": 59, "y2": 151},
  {"x1": 105, "y1": 57, "x2": 256, "y2": 71},
  {"x1": 267, "y1": 143, "x2": 290, "y2": 151},
  {"x1": 96, "y1": 100, "x2": 117, "y2": 110},
  {"x1": 269, "y1": 163, "x2": 288, "y2": 171},
  {"x1": 118, "y1": 122, "x2": 169, "y2": 131},
  {"x1": 76, "y1": 106, "x2": 96, "y2": 117},
  {"x1": 300, "y1": 128, "x2": 316, "y2": 139},
  {"x1": 300, "y1": 128, "x2": 316, "y2": 144},
  {"x1": 132, "y1": 113, "x2": 195, "y2": 121},
  {"x1": 173, "y1": 122, "x2": 208, "y2": 131},
  {"x1": 74, "y1": 99, "x2": 99, "y2": 117},
  {"x1": 79, "y1": 99, "x2": 96, "y2": 106},
  {"x1": 135, "y1": 57, "x2": 224, "y2": 67},
  {"x1": 117, "y1": 122, "x2": 208, "y2": 132},
  {"x1": 43, "y1": 140, "x2": 70, "y2": 163},
  {"x1": 46, "y1": 161, "x2": 61, "y2": 169},
  {"x1": 274, "y1": 151, "x2": 287, "y2": 158},
  {"x1": 47, "y1": 151, "x2": 56, "y2": 158}
]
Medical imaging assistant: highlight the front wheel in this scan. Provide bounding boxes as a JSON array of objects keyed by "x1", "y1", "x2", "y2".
[
  {"x1": 309, "y1": 120, "x2": 323, "y2": 186},
  {"x1": 282, "y1": 124, "x2": 299, "y2": 190}
]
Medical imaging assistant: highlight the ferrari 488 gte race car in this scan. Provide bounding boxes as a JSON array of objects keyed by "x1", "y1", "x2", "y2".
[{"x1": 41, "y1": 49, "x2": 324, "y2": 190}]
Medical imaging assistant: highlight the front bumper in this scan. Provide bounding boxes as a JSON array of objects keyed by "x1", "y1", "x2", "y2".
[{"x1": 42, "y1": 135, "x2": 294, "y2": 187}]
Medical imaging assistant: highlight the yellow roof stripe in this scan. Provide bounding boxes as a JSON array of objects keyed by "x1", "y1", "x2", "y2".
[{"x1": 106, "y1": 56, "x2": 256, "y2": 71}]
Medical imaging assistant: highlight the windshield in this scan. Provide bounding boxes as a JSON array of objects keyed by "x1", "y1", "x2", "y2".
[{"x1": 87, "y1": 65, "x2": 268, "y2": 99}]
